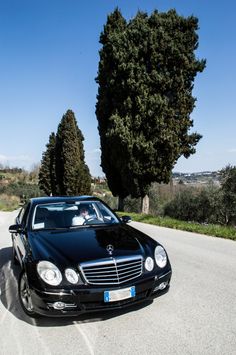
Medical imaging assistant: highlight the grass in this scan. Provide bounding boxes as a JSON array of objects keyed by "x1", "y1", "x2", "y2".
[
  {"x1": 118, "y1": 212, "x2": 236, "y2": 241},
  {"x1": 0, "y1": 194, "x2": 20, "y2": 211}
]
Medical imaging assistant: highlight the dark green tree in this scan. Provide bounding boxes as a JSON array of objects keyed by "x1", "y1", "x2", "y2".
[
  {"x1": 55, "y1": 109, "x2": 91, "y2": 195},
  {"x1": 96, "y1": 9, "x2": 129, "y2": 210},
  {"x1": 38, "y1": 132, "x2": 57, "y2": 196},
  {"x1": 219, "y1": 165, "x2": 236, "y2": 225},
  {"x1": 96, "y1": 8, "x2": 206, "y2": 212}
]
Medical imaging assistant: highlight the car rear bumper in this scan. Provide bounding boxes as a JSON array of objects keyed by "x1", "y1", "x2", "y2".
[{"x1": 29, "y1": 270, "x2": 172, "y2": 317}]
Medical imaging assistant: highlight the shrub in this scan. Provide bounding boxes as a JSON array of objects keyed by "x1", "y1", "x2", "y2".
[
  {"x1": 163, "y1": 187, "x2": 218, "y2": 223},
  {"x1": 0, "y1": 182, "x2": 43, "y2": 202}
]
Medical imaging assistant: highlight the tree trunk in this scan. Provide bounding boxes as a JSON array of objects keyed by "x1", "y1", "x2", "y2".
[
  {"x1": 141, "y1": 195, "x2": 149, "y2": 214},
  {"x1": 118, "y1": 196, "x2": 124, "y2": 211}
]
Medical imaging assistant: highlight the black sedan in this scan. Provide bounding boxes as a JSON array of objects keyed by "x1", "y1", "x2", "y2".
[{"x1": 9, "y1": 196, "x2": 172, "y2": 317}]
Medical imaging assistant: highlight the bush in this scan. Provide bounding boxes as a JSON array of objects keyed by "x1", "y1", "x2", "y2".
[
  {"x1": 99, "y1": 194, "x2": 118, "y2": 210},
  {"x1": 219, "y1": 165, "x2": 236, "y2": 225},
  {"x1": 124, "y1": 196, "x2": 141, "y2": 213},
  {"x1": 163, "y1": 187, "x2": 218, "y2": 223},
  {"x1": 164, "y1": 189, "x2": 196, "y2": 221},
  {"x1": 0, "y1": 182, "x2": 43, "y2": 202}
]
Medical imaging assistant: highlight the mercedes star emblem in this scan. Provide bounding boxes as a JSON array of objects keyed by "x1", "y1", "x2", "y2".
[{"x1": 106, "y1": 244, "x2": 114, "y2": 255}]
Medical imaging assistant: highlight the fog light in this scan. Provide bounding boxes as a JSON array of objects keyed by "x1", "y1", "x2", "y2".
[
  {"x1": 153, "y1": 281, "x2": 168, "y2": 292},
  {"x1": 52, "y1": 301, "x2": 66, "y2": 310}
]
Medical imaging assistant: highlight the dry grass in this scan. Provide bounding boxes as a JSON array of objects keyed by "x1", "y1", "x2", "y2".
[{"x1": 0, "y1": 194, "x2": 20, "y2": 211}]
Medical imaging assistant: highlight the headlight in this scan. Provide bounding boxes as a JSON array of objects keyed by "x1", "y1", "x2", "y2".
[
  {"x1": 65, "y1": 268, "x2": 79, "y2": 284},
  {"x1": 145, "y1": 257, "x2": 154, "y2": 271},
  {"x1": 154, "y1": 246, "x2": 167, "y2": 268},
  {"x1": 37, "y1": 261, "x2": 62, "y2": 286}
]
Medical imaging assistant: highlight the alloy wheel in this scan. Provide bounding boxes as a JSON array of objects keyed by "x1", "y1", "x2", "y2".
[{"x1": 19, "y1": 272, "x2": 34, "y2": 313}]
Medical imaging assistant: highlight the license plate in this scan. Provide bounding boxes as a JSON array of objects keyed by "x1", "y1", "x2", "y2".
[{"x1": 104, "y1": 286, "x2": 136, "y2": 303}]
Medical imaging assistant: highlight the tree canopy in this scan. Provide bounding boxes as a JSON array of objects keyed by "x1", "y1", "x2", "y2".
[
  {"x1": 38, "y1": 132, "x2": 56, "y2": 196},
  {"x1": 96, "y1": 8, "x2": 206, "y2": 211},
  {"x1": 39, "y1": 110, "x2": 91, "y2": 196},
  {"x1": 219, "y1": 165, "x2": 236, "y2": 225}
]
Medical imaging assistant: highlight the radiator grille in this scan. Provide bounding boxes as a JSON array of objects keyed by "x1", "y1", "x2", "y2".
[{"x1": 79, "y1": 256, "x2": 143, "y2": 285}]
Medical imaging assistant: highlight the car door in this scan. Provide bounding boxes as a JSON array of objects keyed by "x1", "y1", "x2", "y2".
[{"x1": 13, "y1": 203, "x2": 31, "y2": 266}]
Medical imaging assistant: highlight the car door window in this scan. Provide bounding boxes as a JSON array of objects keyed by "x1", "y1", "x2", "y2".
[{"x1": 17, "y1": 203, "x2": 30, "y2": 227}]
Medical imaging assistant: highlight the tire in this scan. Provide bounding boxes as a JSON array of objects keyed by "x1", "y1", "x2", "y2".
[{"x1": 18, "y1": 271, "x2": 39, "y2": 318}]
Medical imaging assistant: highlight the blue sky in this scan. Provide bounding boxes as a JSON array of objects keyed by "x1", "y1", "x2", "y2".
[{"x1": 0, "y1": 0, "x2": 236, "y2": 176}]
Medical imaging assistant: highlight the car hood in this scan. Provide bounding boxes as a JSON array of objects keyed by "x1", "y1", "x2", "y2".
[{"x1": 29, "y1": 224, "x2": 156, "y2": 267}]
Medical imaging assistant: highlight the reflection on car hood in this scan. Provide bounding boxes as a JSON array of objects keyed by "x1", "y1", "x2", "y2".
[{"x1": 29, "y1": 224, "x2": 155, "y2": 267}]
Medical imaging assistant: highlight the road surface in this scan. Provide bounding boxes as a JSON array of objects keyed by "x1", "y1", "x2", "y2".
[{"x1": 0, "y1": 211, "x2": 236, "y2": 355}]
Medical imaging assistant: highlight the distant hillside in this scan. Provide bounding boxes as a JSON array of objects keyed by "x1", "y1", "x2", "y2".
[{"x1": 172, "y1": 171, "x2": 221, "y2": 186}]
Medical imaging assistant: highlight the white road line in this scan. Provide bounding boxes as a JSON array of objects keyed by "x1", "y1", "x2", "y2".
[{"x1": 73, "y1": 322, "x2": 95, "y2": 355}]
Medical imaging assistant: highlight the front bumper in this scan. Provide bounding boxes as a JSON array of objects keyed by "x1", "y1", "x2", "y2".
[{"x1": 29, "y1": 270, "x2": 172, "y2": 317}]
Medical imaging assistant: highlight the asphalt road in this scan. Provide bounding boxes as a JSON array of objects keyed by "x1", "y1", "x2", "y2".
[{"x1": 0, "y1": 211, "x2": 236, "y2": 355}]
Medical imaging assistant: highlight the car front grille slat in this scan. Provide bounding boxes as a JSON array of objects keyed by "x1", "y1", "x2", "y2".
[
  {"x1": 119, "y1": 270, "x2": 137, "y2": 279},
  {"x1": 120, "y1": 267, "x2": 140, "y2": 273},
  {"x1": 86, "y1": 270, "x2": 116, "y2": 276},
  {"x1": 79, "y1": 256, "x2": 143, "y2": 285},
  {"x1": 85, "y1": 263, "x2": 114, "y2": 272}
]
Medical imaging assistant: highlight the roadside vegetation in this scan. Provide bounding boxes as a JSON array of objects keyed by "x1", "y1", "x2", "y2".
[
  {"x1": 115, "y1": 166, "x2": 236, "y2": 241},
  {"x1": 1, "y1": 165, "x2": 236, "y2": 241},
  {"x1": 0, "y1": 194, "x2": 20, "y2": 211},
  {"x1": 119, "y1": 212, "x2": 236, "y2": 241},
  {"x1": 0, "y1": 165, "x2": 42, "y2": 210}
]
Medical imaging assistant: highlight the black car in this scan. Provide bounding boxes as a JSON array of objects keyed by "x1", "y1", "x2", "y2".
[{"x1": 9, "y1": 196, "x2": 172, "y2": 317}]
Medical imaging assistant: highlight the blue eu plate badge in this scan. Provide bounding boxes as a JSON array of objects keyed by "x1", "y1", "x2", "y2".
[{"x1": 104, "y1": 286, "x2": 136, "y2": 302}]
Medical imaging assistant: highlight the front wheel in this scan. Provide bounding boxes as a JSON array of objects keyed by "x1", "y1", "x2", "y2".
[{"x1": 18, "y1": 271, "x2": 39, "y2": 318}]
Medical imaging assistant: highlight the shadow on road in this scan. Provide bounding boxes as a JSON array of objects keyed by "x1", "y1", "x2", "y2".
[{"x1": 0, "y1": 246, "x2": 153, "y2": 327}]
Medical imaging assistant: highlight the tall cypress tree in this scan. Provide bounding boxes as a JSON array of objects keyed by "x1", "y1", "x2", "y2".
[
  {"x1": 96, "y1": 8, "x2": 206, "y2": 212},
  {"x1": 38, "y1": 132, "x2": 57, "y2": 196},
  {"x1": 96, "y1": 8, "x2": 129, "y2": 210},
  {"x1": 55, "y1": 109, "x2": 91, "y2": 195}
]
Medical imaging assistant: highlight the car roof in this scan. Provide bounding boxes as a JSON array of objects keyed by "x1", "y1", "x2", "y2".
[{"x1": 29, "y1": 196, "x2": 99, "y2": 206}]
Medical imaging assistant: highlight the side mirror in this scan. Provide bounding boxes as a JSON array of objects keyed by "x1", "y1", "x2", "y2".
[
  {"x1": 120, "y1": 215, "x2": 132, "y2": 224},
  {"x1": 9, "y1": 224, "x2": 23, "y2": 233}
]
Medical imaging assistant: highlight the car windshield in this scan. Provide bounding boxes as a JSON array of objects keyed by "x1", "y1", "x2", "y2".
[{"x1": 32, "y1": 201, "x2": 120, "y2": 230}]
